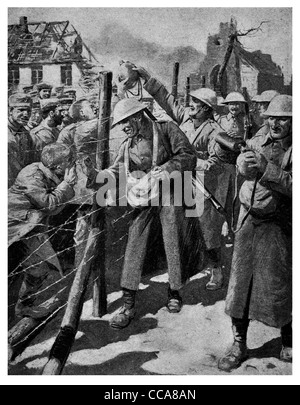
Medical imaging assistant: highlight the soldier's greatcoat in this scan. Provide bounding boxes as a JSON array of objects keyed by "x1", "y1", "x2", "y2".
[{"x1": 225, "y1": 131, "x2": 292, "y2": 328}]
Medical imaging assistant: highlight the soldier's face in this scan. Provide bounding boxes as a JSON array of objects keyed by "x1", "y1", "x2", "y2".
[
  {"x1": 51, "y1": 108, "x2": 63, "y2": 126},
  {"x1": 80, "y1": 101, "x2": 95, "y2": 120},
  {"x1": 39, "y1": 89, "x2": 51, "y2": 99},
  {"x1": 257, "y1": 102, "x2": 269, "y2": 117},
  {"x1": 53, "y1": 160, "x2": 68, "y2": 179},
  {"x1": 119, "y1": 114, "x2": 143, "y2": 138},
  {"x1": 189, "y1": 97, "x2": 207, "y2": 119},
  {"x1": 61, "y1": 105, "x2": 72, "y2": 124},
  {"x1": 228, "y1": 102, "x2": 243, "y2": 116},
  {"x1": 268, "y1": 116, "x2": 292, "y2": 139},
  {"x1": 11, "y1": 106, "x2": 31, "y2": 126},
  {"x1": 28, "y1": 109, "x2": 42, "y2": 126}
]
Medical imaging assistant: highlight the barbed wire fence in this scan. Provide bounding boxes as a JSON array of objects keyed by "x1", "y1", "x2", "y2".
[{"x1": 8, "y1": 72, "x2": 139, "y2": 370}]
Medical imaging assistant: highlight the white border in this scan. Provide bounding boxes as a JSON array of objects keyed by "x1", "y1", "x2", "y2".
[{"x1": 1, "y1": 0, "x2": 298, "y2": 386}]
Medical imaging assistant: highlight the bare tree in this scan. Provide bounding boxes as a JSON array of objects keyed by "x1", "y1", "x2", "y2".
[{"x1": 216, "y1": 19, "x2": 270, "y2": 95}]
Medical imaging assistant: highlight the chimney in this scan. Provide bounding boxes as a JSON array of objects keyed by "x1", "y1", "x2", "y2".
[{"x1": 19, "y1": 16, "x2": 29, "y2": 33}]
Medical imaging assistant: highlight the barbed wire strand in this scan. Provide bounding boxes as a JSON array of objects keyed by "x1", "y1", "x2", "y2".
[{"x1": 9, "y1": 227, "x2": 105, "y2": 279}]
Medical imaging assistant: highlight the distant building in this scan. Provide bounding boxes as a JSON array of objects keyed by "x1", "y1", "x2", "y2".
[
  {"x1": 8, "y1": 16, "x2": 101, "y2": 97},
  {"x1": 190, "y1": 20, "x2": 286, "y2": 97}
]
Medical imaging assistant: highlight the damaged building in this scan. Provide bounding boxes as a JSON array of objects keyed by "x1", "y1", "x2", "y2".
[
  {"x1": 190, "y1": 19, "x2": 291, "y2": 98},
  {"x1": 8, "y1": 16, "x2": 101, "y2": 97}
]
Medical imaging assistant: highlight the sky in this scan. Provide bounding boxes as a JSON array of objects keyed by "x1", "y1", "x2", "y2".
[{"x1": 7, "y1": 6, "x2": 292, "y2": 81}]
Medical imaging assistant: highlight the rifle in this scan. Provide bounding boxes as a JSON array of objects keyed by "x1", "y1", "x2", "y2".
[{"x1": 192, "y1": 176, "x2": 227, "y2": 219}]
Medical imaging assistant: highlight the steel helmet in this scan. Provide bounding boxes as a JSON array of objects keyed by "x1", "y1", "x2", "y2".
[
  {"x1": 111, "y1": 98, "x2": 155, "y2": 127},
  {"x1": 251, "y1": 94, "x2": 262, "y2": 103},
  {"x1": 223, "y1": 92, "x2": 247, "y2": 104},
  {"x1": 259, "y1": 90, "x2": 280, "y2": 103},
  {"x1": 189, "y1": 88, "x2": 217, "y2": 109},
  {"x1": 263, "y1": 95, "x2": 292, "y2": 117}
]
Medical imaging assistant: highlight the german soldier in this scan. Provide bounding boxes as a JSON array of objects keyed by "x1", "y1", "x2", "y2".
[
  {"x1": 30, "y1": 98, "x2": 64, "y2": 161},
  {"x1": 8, "y1": 93, "x2": 34, "y2": 187},
  {"x1": 8, "y1": 143, "x2": 77, "y2": 321}
]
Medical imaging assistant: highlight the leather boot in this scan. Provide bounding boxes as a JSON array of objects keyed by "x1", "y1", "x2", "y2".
[
  {"x1": 166, "y1": 286, "x2": 183, "y2": 313},
  {"x1": 280, "y1": 322, "x2": 292, "y2": 363},
  {"x1": 218, "y1": 317, "x2": 249, "y2": 372},
  {"x1": 110, "y1": 289, "x2": 136, "y2": 329}
]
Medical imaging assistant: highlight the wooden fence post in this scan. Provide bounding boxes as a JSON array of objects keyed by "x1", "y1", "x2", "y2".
[
  {"x1": 184, "y1": 76, "x2": 190, "y2": 107},
  {"x1": 172, "y1": 62, "x2": 180, "y2": 100},
  {"x1": 92, "y1": 71, "x2": 112, "y2": 318}
]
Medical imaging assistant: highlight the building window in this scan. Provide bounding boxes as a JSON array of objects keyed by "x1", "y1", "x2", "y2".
[
  {"x1": 61, "y1": 64, "x2": 72, "y2": 86},
  {"x1": 8, "y1": 66, "x2": 20, "y2": 86},
  {"x1": 31, "y1": 65, "x2": 43, "y2": 85}
]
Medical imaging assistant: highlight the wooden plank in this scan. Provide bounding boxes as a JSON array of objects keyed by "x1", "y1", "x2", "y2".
[{"x1": 42, "y1": 228, "x2": 100, "y2": 375}]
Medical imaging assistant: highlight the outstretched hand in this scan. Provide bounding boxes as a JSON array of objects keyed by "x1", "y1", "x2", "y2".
[
  {"x1": 132, "y1": 66, "x2": 151, "y2": 83},
  {"x1": 64, "y1": 166, "x2": 77, "y2": 186}
]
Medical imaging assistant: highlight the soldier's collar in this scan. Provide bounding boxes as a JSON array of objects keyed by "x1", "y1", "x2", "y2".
[
  {"x1": 227, "y1": 112, "x2": 244, "y2": 121},
  {"x1": 262, "y1": 132, "x2": 292, "y2": 150}
]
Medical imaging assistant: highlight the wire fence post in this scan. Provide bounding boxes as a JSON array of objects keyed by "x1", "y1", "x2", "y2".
[
  {"x1": 184, "y1": 76, "x2": 190, "y2": 107},
  {"x1": 92, "y1": 70, "x2": 112, "y2": 318},
  {"x1": 171, "y1": 61, "x2": 180, "y2": 100}
]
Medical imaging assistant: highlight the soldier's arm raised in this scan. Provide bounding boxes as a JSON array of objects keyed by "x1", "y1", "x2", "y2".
[{"x1": 134, "y1": 66, "x2": 186, "y2": 125}]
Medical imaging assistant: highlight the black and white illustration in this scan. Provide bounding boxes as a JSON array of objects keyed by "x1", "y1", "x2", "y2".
[{"x1": 7, "y1": 7, "x2": 292, "y2": 377}]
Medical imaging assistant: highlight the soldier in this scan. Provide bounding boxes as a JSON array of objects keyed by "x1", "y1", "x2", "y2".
[
  {"x1": 8, "y1": 143, "x2": 77, "y2": 321},
  {"x1": 134, "y1": 66, "x2": 226, "y2": 290},
  {"x1": 252, "y1": 90, "x2": 280, "y2": 135},
  {"x1": 8, "y1": 93, "x2": 34, "y2": 187},
  {"x1": 57, "y1": 97, "x2": 74, "y2": 131},
  {"x1": 22, "y1": 85, "x2": 34, "y2": 94},
  {"x1": 85, "y1": 98, "x2": 200, "y2": 329},
  {"x1": 63, "y1": 88, "x2": 77, "y2": 102},
  {"x1": 30, "y1": 98, "x2": 64, "y2": 161},
  {"x1": 34, "y1": 82, "x2": 53, "y2": 100},
  {"x1": 24, "y1": 100, "x2": 42, "y2": 132},
  {"x1": 218, "y1": 95, "x2": 292, "y2": 372},
  {"x1": 57, "y1": 98, "x2": 97, "y2": 267},
  {"x1": 219, "y1": 92, "x2": 248, "y2": 139}
]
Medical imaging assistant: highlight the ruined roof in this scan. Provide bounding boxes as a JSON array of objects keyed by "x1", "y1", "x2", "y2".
[
  {"x1": 8, "y1": 19, "x2": 97, "y2": 68},
  {"x1": 235, "y1": 44, "x2": 283, "y2": 77}
]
